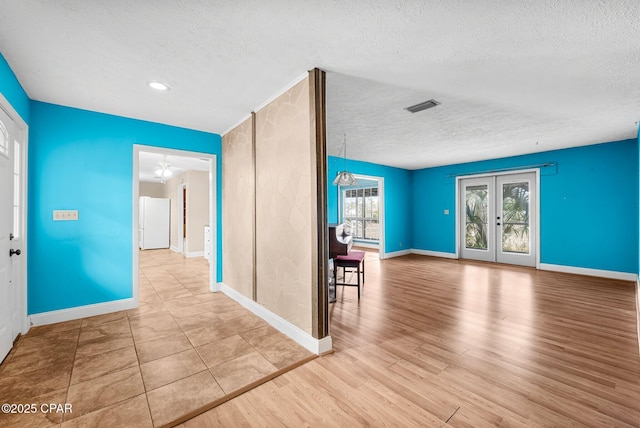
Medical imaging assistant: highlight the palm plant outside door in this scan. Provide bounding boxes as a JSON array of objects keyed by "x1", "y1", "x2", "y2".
[{"x1": 459, "y1": 172, "x2": 537, "y2": 267}]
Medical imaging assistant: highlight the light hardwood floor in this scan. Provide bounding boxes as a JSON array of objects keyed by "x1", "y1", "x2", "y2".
[{"x1": 181, "y1": 250, "x2": 640, "y2": 427}]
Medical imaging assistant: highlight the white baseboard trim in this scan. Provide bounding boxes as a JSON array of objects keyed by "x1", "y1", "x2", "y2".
[
  {"x1": 170, "y1": 245, "x2": 180, "y2": 253},
  {"x1": 186, "y1": 251, "x2": 204, "y2": 258},
  {"x1": 539, "y1": 263, "x2": 638, "y2": 282},
  {"x1": 317, "y1": 336, "x2": 333, "y2": 355},
  {"x1": 30, "y1": 298, "x2": 138, "y2": 327},
  {"x1": 411, "y1": 249, "x2": 457, "y2": 259},
  {"x1": 217, "y1": 282, "x2": 332, "y2": 355},
  {"x1": 383, "y1": 249, "x2": 411, "y2": 259},
  {"x1": 353, "y1": 242, "x2": 379, "y2": 250}
]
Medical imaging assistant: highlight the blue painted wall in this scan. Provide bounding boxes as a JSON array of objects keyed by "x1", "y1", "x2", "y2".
[
  {"x1": 412, "y1": 140, "x2": 639, "y2": 274},
  {"x1": 0, "y1": 53, "x2": 30, "y2": 123},
  {"x1": 328, "y1": 156, "x2": 412, "y2": 254},
  {"x1": 28, "y1": 101, "x2": 222, "y2": 314}
]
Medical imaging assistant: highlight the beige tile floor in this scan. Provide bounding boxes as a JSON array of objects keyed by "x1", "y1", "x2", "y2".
[{"x1": 0, "y1": 249, "x2": 313, "y2": 427}]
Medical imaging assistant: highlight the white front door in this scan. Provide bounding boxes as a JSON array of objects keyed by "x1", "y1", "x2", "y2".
[
  {"x1": 0, "y1": 105, "x2": 22, "y2": 362},
  {"x1": 460, "y1": 172, "x2": 537, "y2": 267}
]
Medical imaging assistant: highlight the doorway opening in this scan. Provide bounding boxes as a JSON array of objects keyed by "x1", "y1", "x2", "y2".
[
  {"x1": 337, "y1": 174, "x2": 385, "y2": 259},
  {"x1": 134, "y1": 146, "x2": 217, "y2": 303},
  {"x1": 457, "y1": 171, "x2": 538, "y2": 267}
]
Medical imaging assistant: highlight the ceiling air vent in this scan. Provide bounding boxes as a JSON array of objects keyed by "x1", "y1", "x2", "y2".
[{"x1": 405, "y1": 99, "x2": 440, "y2": 113}]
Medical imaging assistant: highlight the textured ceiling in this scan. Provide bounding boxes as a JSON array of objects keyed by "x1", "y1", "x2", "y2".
[
  {"x1": 139, "y1": 151, "x2": 209, "y2": 183},
  {"x1": 0, "y1": 1, "x2": 638, "y2": 169}
]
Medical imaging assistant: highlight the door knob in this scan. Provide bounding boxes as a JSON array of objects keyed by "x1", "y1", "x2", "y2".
[{"x1": 9, "y1": 249, "x2": 21, "y2": 256}]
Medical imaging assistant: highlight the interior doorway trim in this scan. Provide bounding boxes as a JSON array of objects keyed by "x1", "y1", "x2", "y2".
[
  {"x1": 0, "y1": 93, "x2": 29, "y2": 336},
  {"x1": 337, "y1": 173, "x2": 385, "y2": 260},
  {"x1": 455, "y1": 168, "x2": 540, "y2": 268},
  {"x1": 176, "y1": 183, "x2": 187, "y2": 254},
  {"x1": 133, "y1": 145, "x2": 218, "y2": 304}
]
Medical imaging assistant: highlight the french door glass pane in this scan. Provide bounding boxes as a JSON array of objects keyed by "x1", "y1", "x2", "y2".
[
  {"x1": 13, "y1": 140, "x2": 20, "y2": 238},
  {"x1": 13, "y1": 206, "x2": 19, "y2": 239},
  {"x1": 465, "y1": 185, "x2": 488, "y2": 249},
  {"x1": 502, "y1": 182, "x2": 529, "y2": 253}
]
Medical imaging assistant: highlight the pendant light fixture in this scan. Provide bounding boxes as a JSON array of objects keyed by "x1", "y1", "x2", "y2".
[{"x1": 332, "y1": 134, "x2": 358, "y2": 186}]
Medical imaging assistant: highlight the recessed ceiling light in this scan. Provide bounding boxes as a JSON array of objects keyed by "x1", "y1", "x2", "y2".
[{"x1": 148, "y1": 81, "x2": 170, "y2": 91}]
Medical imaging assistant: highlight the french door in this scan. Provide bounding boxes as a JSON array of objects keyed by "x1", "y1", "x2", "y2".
[{"x1": 459, "y1": 172, "x2": 536, "y2": 267}]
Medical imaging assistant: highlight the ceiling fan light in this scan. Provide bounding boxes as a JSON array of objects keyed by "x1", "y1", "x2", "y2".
[
  {"x1": 154, "y1": 168, "x2": 173, "y2": 178},
  {"x1": 333, "y1": 171, "x2": 359, "y2": 186}
]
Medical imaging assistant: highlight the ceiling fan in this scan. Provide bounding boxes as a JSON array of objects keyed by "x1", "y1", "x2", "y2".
[{"x1": 154, "y1": 155, "x2": 174, "y2": 183}]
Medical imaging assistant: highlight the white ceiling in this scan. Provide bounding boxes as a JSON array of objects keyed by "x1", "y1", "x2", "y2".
[
  {"x1": 1, "y1": 1, "x2": 638, "y2": 169},
  {"x1": 139, "y1": 151, "x2": 209, "y2": 183}
]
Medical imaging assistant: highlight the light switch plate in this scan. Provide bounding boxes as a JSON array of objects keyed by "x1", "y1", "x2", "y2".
[{"x1": 53, "y1": 210, "x2": 79, "y2": 221}]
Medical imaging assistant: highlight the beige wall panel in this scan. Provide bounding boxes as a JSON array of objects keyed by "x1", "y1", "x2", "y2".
[
  {"x1": 222, "y1": 118, "x2": 255, "y2": 299},
  {"x1": 160, "y1": 170, "x2": 207, "y2": 253},
  {"x1": 186, "y1": 170, "x2": 209, "y2": 253},
  {"x1": 139, "y1": 181, "x2": 165, "y2": 198},
  {"x1": 255, "y1": 77, "x2": 313, "y2": 334}
]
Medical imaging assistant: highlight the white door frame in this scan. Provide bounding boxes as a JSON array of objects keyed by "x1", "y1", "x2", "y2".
[
  {"x1": 133, "y1": 145, "x2": 218, "y2": 301},
  {"x1": 177, "y1": 183, "x2": 187, "y2": 254},
  {"x1": 337, "y1": 174, "x2": 385, "y2": 260},
  {"x1": 0, "y1": 93, "x2": 29, "y2": 336},
  {"x1": 455, "y1": 168, "x2": 540, "y2": 268}
]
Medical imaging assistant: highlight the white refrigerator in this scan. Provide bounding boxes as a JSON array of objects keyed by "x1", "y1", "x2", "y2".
[{"x1": 139, "y1": 197, "x2": 170, "y2": 250}]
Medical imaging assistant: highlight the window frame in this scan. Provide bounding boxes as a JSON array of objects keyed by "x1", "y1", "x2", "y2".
[{"x1": 341, "y1": 186, "x2": 380, "y2": 242}]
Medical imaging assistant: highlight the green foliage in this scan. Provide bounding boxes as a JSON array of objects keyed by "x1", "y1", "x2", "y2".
[
  {"x1": 501, "y1": 183, "x2": 529, "y2": 253},
  {"x1": 464, "y1": 182, "x2": 530, "y2": 253},
  {"x1": 465, "y1": 187, "x2": 488, "y2": 249}
]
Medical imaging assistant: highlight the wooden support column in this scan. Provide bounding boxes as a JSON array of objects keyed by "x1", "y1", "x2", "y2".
[{"x1": 309, "y1": 68, "x2": 329, "y2": 339}]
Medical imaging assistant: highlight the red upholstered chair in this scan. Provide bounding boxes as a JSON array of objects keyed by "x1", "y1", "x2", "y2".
[{"x1": 333, "y1": 250, "x2": 365, "y2": 299}]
